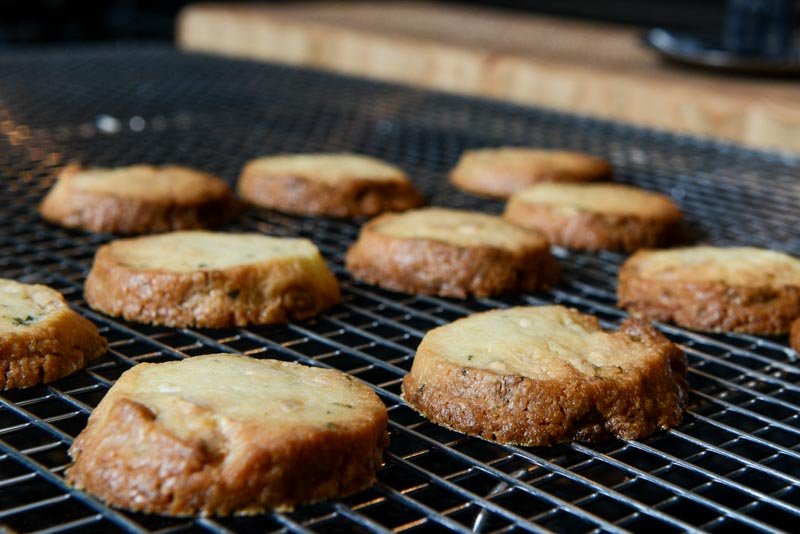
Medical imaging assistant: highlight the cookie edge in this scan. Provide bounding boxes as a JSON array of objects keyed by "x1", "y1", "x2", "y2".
[
  {"x1": 345, "y1": 215, "x2": 559, "y2": 298},
  {"x1": 618, "y1": 253, "x2": 800, "y2": 334},
  {"x1": 238, "y1": 164, "x2": 424, "y2": 218},
  {"x1": 401, "y1": 314, "x2": 687, "y2": 446},
  {"x1": 39, "y1": 164, "x2": 239, "y2": 234},
  {"x1": 84, "y1": 240, "x2": 341, "y2": 327}
]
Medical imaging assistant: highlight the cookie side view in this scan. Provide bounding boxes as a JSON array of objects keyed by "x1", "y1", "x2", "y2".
[
  {"x1": 345, "y1": 208, "x2": 559, "y2": 298},
  {"x1": 402, "y1": 306, "x2": 687, "y2": 446},
  {"x1": 791, "y1": 318, "x2": 800, "y2": 353},
  {"x1": 618, "y1": 246, "x2": 800, "y2": 334},
  {"x1": 238, "y1": 153, "x2": 424, "y2": 218},
  {"x1": 450, "y1": 148, "x2": 612, "y2": 199},
  {"x1": 67, "y1": 354, "x2": 389, "y2": 516},
  {"x1": 504, "y1": 183, "x2": 683, "y2": 252},
  {"x1": 0, "y1": 279, "x2": 106, "y2": 389},
  {"x1": 84, "y1": 231, "x2": 340, "y2": 328},
  {"x1": 39, "y1": 164, "x2": 238, "y2": 234}
]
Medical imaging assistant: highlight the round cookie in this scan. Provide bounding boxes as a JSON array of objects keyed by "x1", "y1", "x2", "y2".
[
  {"x1": 791, "y1": 318, "x2": 800, "y2": 353},
  {"x1": 503, "y1": 183, "x2": 683, "y2": 252},
  {"x1": 450, "y1": 148, "x2": 612, "y2": 199},
  {"x1": 402, "y1": 306, "x2": 687, "y2": 446},
  {"x1": 237, "y1": 153, "x2": 424, "y2": 218},
  {"x1": 84, "y1": 231, "x2": 340, "y2": 328},
  {"x1": 618, "y1": 246, "x2": 800, "y2": 334},
  {"x1": 345, "y1": 207, "x2": 559, "y2": 298},
  {"x1": 0, "y1": 279, "x2": 106, "y2": 389},
  {"x1": 66, "y1": 354, "x2": 389, "y2": 516},
  {"x1": 39, "y1": 164, "x2": 238, "y2": 234}
]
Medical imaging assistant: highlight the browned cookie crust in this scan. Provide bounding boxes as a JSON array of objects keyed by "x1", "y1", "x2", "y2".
[
  {"x1": 450, "y1": 148, "x2": 612, "y2": 199},
  {"x1": 504, "y1": 183, "x2": 683, "y2": 252},
  {"x1": 39, "y1": 164, "x2": 238, "y2": 234},
  {"x1": 67, "y1": 354, "x2": 389, "y2": 515},
  {"x1": 618, "y1": 247, "x2": 800, "y2": 334},
  {"x1": 345, "y1": 208, "x2": 559, "y2": 298},
  {"x1": 237, "y1": 153, "x2": 424, "y2": 218},
  {"x1": 0, "y1": 279, "x2": 106, "y2": 389},
  {"x1": 401, "y1": 306, "x2": 687, "y2": 446},
  {"x1": 791, "y1": 318, "x2": 800, "y2": 353},
  {"x1": 84, "y1": 231, "x2": 341, "y2": 328}
]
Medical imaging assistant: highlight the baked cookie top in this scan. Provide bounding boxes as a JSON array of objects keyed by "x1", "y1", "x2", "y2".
[
  {"x1": 93, "y1": 354, "x2": 384, "y2": 442},
  {"x1": 85, "y1": 230, "x2": 339, "y2": 328},
  {"x1": 418, "y1": 306, "x2": 663, "y2": 380},
  {"x1": 0, "y1": 278, "x2": 107, "y2": 389},
  {"x1": 512, "y1": 183, "x2": 681, "y2": 218},
  {"x1": 56, "y1": 164, "x2": 230, "y2": 203},
  {"x1": 101, "y1": 231, "x2": 322, "y2": 273},
  {"x1": 450, "y1": 147, "x2": 612, "y2": 198},
  {"x1": 68, "y1": 353, "x2": 387, "y2": 514},
  {"x1": 366, "y1": 207, "x2": 548, "y2": 250},
  {"x1": 243, "y1": 153, "x2": 408, "y2": 185},
  {"x1": 0, "y1": 279, "x2": 66, "y2": 333},
  {"x1": 458, "y1": 148, "x2": 609, "y2": 176},
  {"x1": 403, "y1": 305, "x2": 686, "y2": 445},
  {"x1": 625, "y1": 246, "x2": 800, "y2": 288}
]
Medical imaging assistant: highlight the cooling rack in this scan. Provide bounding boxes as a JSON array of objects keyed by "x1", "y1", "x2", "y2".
[{"x1": 1, "y1": 45, "x2": 800, "y2": 533}]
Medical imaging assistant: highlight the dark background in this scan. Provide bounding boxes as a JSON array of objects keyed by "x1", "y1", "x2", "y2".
[{"x1": 0, "y1": 0, "x2": 734, "y2": 45}]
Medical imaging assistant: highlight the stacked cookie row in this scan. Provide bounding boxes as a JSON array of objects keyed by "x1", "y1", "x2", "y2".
[
  {"x1": 39, "y1": 154, "x2": 424, "y2": 233},
  {"x1": 40, "y1": 149, "x2": 683, "y2": 253},
  {"x1": 5, "y1": 147, "x2": 797, "y2": 518}
]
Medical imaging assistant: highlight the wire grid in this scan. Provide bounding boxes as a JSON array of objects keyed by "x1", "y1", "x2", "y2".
[{"x1": 1, "y1": 45, "x2": 800, "y2": 534}]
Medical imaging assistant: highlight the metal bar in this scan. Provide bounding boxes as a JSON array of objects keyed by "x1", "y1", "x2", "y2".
[
  {"x1": 0, "y1": 440, "x2": 146, "y2": 533},
  {"x1": 29, "y1": 514, "x2": 103, "y2": 534},
  {"x1": 382, "y1": 451, "x2": 541, "y2": 533}
]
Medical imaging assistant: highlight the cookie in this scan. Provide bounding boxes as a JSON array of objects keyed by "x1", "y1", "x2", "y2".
[
  {"x1": 450, "y1": 148, "x2": 612, "y2": 199},
  {"x1": 0, "y1": 279, "x2": 106, "y2": 389},
  {"x1": 67, "y1": 354, "x2": 389, "y2": 515},
  {"x1": 618, "y1": 246, "x2": 800, "y2": 334},
  {"x1": 402, "y1": 306, "x2": 687, "y2": 446},
  {"x1": 345, "y1": 207, "x2": 559, "y2": 298},
  {"x1": 84, "y1": 231, "x2": 340, "y2": 328},
  {"x1": 39, "y1": 164, "x2": 238, "y2": 234},
  {"x1": 503, "y1": 183, "x2": 683, "y2": 252},
  {"x1": 237, "y1": 153, "x2": 424, "y2": 217},
  {"x1": 791, "y1": 318, "x2": 800, "y2": 353}
]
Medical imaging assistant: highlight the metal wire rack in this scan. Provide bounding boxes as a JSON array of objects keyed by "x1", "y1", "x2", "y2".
[{"x1": 1, "y1": 45, "x2": 800, "y2": 533}]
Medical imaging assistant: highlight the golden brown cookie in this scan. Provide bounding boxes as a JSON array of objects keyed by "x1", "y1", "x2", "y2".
[
  {"x1": 237, "y1": 153, "x2": 424, "y2": 218},
  {"x1": 345, "y1": 207, "x2": 559, "y2": 298},
  {"x1": 84, "y1": 231, "x2": 340, "y2": 328},
  {"x1": 791, "y1": 318, "x2": 800, "y2": 353},
  {"x1": 402, "y1": 306, "x2": 687, "y2": 446},
  {"x1": 67, "y1": 354, "x2": 389, "y2": 516},
  {"x1": 39, "y1": 164, "x2": 238, "y2": 234},
  {"x1": 618, "y1": 246, "x2": 800, "y2": 334},
  {"x1": 450, "y1": 148, "x2": 612, "y2": 199},
  {"x1": 0, "y1": 279, "x2": 106, "y2": 389},
  {"x1": 504, "y1": 183, "x2": 683, "y2": 252}
]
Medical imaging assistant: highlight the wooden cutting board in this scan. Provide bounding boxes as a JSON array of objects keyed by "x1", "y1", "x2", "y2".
[{"x1": 177, "y1": 2, "x2": 800, "y2": 153}]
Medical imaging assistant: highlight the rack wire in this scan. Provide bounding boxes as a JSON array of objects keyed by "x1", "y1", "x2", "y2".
[{"x1": 1, "y1": 45, "x2": 800, "y2": 533}]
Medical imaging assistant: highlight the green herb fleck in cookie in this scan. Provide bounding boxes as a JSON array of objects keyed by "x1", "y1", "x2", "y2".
[{"x1": 10, "y1": 315, "x2": 36, "y2": 326}]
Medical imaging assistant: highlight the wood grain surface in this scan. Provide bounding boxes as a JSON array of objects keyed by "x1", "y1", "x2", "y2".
[{"x1": 178, "y1": 2, "x2": 800, "y2": 153}]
